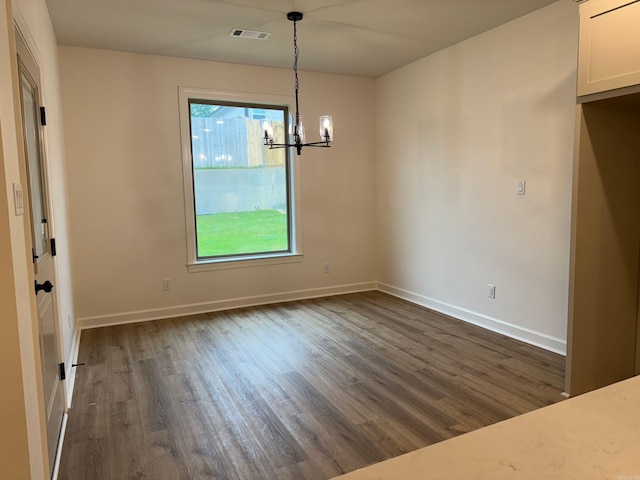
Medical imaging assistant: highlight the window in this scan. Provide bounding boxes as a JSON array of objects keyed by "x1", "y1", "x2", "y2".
[{"x1": 179, "y1": 88, "x2": 302, "y2": 271}]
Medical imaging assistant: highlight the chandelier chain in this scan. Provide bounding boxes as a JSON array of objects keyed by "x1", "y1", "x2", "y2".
[{"x1": 293, "y1": 18, "x2": 300, "y2": 118}]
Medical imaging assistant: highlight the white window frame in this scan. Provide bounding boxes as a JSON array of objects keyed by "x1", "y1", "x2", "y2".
[{"x1": 178, "y1": 87, "x2": 303, "y2": 272}]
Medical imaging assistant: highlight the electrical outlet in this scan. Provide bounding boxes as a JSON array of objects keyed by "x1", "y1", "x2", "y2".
[
  {"x1": 488, "y1": 284, "x2": 496, "y2": 299},
  {"x1": 323, "y1": 263, "x2": 330, "y2": 273},
  {"x1": 163, "y1": 278, "x2": 172, "y2": 291}
]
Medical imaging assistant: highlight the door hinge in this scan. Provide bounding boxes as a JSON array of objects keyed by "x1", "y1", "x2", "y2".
[
  {"x1": 32, "y1": 248, "x2": 38, "y2": 263},
  {"x1": 50, "y1": 238, "x2": 57, "y2": 256},
  {"x1": 59, "y1": 362, "x2": 66, "y2": 381},
  {"x1": 40, "y1": 106, "x2": 47, "y2": 126}
]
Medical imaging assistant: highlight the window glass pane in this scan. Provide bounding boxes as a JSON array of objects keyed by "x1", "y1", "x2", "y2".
[
  {"x1": 21, "y1": 73, "x2": 48, "y2": 259},
  {"x1": 189, "y1": 101, "x2": 290, "y2": 259}
]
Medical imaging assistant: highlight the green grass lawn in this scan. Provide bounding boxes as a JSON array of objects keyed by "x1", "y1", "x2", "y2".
[{"x1": 196, "y1": 210, "x2": 288, "y2": 257}]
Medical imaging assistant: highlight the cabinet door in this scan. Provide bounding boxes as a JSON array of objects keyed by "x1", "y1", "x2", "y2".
[{"x1": 578, "y1": 0, "x2": 640, "y2": 97}]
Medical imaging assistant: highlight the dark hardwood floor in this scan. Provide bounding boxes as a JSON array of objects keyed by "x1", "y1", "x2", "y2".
[{"x1": 58, "y1": 291, "x2": 565, "y2": 480}]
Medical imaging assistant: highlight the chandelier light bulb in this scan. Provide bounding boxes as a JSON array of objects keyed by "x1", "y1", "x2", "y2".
[
  {"x1": 263, "y1": 121, "x2": 274, "y2": 142},
  {"x1": 319, "y1": 116, "x2": 333, "y2": 142},
  {"x1": 290, "y1": 115, "x2": 304, "y2": 141}
]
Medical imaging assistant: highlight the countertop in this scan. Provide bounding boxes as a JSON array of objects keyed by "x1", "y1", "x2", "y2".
[{"x1": 332, "y1": 376, "x2": 640, "y2": 480}]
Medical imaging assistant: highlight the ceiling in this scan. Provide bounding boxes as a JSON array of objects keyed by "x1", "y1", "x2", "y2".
[{"x1": 44, "y1": 0, "x2": 560, "y2": 78}]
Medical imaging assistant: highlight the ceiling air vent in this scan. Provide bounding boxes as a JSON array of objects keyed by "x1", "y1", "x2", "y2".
[{"x1": 229, "y1": 28, "x2": 271, "y2": 40}]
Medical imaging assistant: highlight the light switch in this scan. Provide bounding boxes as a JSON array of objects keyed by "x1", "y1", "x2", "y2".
[
  {"x1": 13, "y1": 183, "x2": 24, "y2": 216},
  {"x1": 517, "y1": 180, "x2": 526, "y2": 195}
]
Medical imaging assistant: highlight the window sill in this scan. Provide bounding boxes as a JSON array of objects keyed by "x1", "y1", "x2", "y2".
[{"x1": 187, "y1": 253, "x2": 303, "y2": 273}]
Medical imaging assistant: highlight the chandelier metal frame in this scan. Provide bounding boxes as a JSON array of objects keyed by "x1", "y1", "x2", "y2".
[{"x1": 262, "y1": 12, "x2": 333, "y2": 156}]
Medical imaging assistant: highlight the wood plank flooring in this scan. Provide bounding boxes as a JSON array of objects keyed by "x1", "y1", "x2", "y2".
[{"x1": 58, "y1": 291, "x2": 565, "y2": 480}]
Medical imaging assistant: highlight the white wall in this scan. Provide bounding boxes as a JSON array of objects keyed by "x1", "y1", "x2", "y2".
[
  {"x1": 60, "y1": 2, "x2": 579, "y2": 352},
  {"x1": 58, "y1": 48, "x2": 378, "y2": 325},
  {"x1": 376, "y1": 0, "x2": 578, "y2": 353}
]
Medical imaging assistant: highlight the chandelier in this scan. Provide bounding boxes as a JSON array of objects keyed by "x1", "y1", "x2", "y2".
[{"x1": 263, "y1": 12, "x2": 333, "y2": 156}]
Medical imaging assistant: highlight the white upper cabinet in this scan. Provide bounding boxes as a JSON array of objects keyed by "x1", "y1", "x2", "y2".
[{"x1": 578, "y1": 0, "x2": 640, "y2": 97}]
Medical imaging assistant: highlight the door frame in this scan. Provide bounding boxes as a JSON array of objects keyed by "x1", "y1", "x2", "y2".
[{"x1": 636, "y1": 240, "x2": 640, "y2": 376}]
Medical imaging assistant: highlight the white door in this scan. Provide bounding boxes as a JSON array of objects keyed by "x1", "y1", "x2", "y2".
[{"x1": 16, "y1": 31, "x2": 65, "y2": 476}]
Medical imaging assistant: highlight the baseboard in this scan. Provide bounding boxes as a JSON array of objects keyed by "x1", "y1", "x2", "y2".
[
  {"x1": 77, "y1": 281, "x2": 566, "y2": 355},
  {"x1": 64, "y1": 325, "x2": 82, "y2": 408},
  {"x1": 52, "y1": 329, "x2": 78, "y2": 480},
  {"x1": 51, "y1": 329, "x2": 79, "y2": 480},
  {"x1": 79, "y1": 282, "x2": 378, "y2": 329},
  {"x1": 51, "y1": 412, "x2": 68, "y2": 480},
  {"x1": 378, "y1": 283, "x2": 567, "y2": 355}
]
